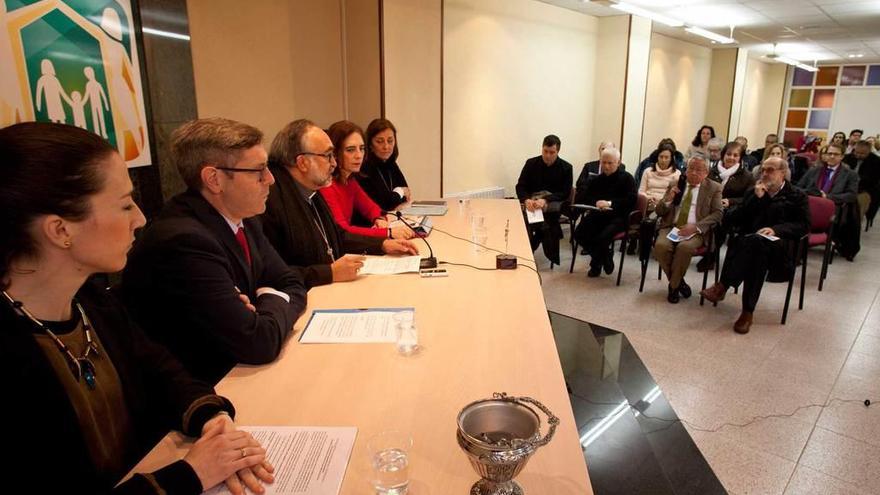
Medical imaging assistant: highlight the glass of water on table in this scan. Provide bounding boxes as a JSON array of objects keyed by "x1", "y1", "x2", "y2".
[{"x1": 368, "y1": 430, "x2": 412, "y2": 494}]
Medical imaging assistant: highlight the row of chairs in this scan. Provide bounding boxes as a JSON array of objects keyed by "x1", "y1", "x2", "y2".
[{"x1": 565, "y1": 193, "x2": 837, "y2": 325}]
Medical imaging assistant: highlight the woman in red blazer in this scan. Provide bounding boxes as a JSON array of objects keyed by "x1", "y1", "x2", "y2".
[{"x1": 321, "y1": 120, "x2": 413, "y2": 239}]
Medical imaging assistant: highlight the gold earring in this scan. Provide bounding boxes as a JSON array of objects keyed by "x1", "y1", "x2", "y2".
[{"x1": 64, "y1": 240, "x2": 72, "y2": 248}]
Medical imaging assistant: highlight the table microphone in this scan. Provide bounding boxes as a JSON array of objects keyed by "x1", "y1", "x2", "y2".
[{"x1": 389, "y1": 211, "x2": 438, "y2": 269}]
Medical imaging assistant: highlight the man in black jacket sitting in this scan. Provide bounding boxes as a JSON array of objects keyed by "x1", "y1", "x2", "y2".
[
  {"x1": 573, "y1": 147, "x2": 636, "y2": 277},
  {"x1": 701, "y1": 157, "x2": 810, "y2": 334},
  {"x1": 844, "y1": 140, "x2": 880, "y2": 222},
  {"x1": 515, "y1": 134, "x2": 573, "y2": 265}
]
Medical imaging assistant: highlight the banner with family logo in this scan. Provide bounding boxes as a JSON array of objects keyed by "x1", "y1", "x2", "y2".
[{"x1": 1, "y1": 0, "x2": 152, "y2": 167}]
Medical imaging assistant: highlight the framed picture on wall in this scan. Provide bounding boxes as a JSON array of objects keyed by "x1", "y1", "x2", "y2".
[{"x1": 1, "y1": 0, "x2": 153, "y2": 168}]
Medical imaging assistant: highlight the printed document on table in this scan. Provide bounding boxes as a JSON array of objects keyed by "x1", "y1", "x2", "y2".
[
  {"x1": 666, "y1": 227, "x2": 697, "y2": 243},
  {"x1": 205, "y1": 426, "x2": 356, "y2": 495},
  {"x1": 526, "y1": 208, "x2": 544, "y2": 224},
  {"x1": 300, "y1": 308, "x2": 414, "y2": 343},
  {"x1": 359, "y1": 255, "x2": 421, "y2": 275}
]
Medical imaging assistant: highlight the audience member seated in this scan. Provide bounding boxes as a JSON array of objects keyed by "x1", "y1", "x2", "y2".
[
  {"x1": 576, "y1": 141, "x2": 624, "y2": 193},
  {"x1": 798, "y1": 143, "x2": 861, "y2": 261},
  {"x1": 573, "y1": 147, "x2": 636, "y2": 277},
  {"x1": 686, "y1": 125, "x2": 715, "y2": 160},
  {"x1": 634, "y1": 138, "x2": 684, "y2": 185},
  {"x1": 844, "y1": 140, "x2": 880, "y2": 222},
  {"x1": 702, "y1": 141, "x2": 756, "y2": 272},
  {"x1": 701, "y1": 157, "x2": 810, "y2": 334},
  {"x1": 653, "y1": 156, "x2": 722, "y2": 303},
  {"x1": 748, "y1": 133, "x2": 778, "y2": 166},
  {"x1": 830, "y1": 131, "x2": 847, "y2": 149},
  {"x1": 515, "y1": 134, "x2": 573, "y2": 265},
  {"x1": 261, "y1": 119, "x2": 418, "y2": 290},
  {"x1": 122, "y1": 118, "x2": 307, "y2": 384},
  {"x1": 639, "y1": 143, "x2": 681, "y2": 212},
  {"x1": 359, "y1": 118, "x2": 411, "y2": 212},
  {"x1": 706, "y1": 137, "x2": 723, "y2": 170},
  {"x1": 846, "y1": 129, "x2": 863, "y2": 155},
  {"x1": 752, "y1": 143, "x2": 792, "y2": 181},
  {"x1": 320, "y1": 120, "x2": 415, "y2": 240},
  {"x1": 709, "y1": 141, "x2": 755, "y2": 209},
  {"x1": 0, "y1": 122, "x2": 273, "y2": 494},
  {"x1": 735, "y1": 136, "x2": 758, "y2": 171}
]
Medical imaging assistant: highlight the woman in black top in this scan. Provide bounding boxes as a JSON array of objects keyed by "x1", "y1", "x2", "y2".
[
  {"x1": 359, "y1": 118, "x2": 411, "y2": 211},
  {"x1": 0, "y1": 123, "x2": 273, "y2": 494}
]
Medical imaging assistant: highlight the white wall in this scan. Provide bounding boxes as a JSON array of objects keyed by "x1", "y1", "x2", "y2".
[
  {"x1": 737, "y1": 56, "x2": 787, "y2": 148},
  {"x1": 383, "y1": 0, "x2": 442, "y2": 198},
  {"x1": 642, "y1": 33, "x2": 713, "y2": 159},
  {"x1": 591, "y1": 15, "x2": 629, "y2": 153},
  {"x1": 443, "y1": 0, "x2": 598, "y2": 196}
]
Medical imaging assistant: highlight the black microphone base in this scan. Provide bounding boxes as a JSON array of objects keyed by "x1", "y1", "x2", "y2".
[
  {"x1": 496, "y1": 254, "x2": 517, "y2": 270},
  {"x1": 420, "y1": 257, "x2": 438, "y2": 269}
]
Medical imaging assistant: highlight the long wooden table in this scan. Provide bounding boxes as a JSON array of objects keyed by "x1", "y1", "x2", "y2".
[{"x1": 131, "y1": 199, "x2": 592, "y2": 494}]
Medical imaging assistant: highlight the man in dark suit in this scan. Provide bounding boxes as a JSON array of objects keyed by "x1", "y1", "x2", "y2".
[
  {"x1": 702, "y1": 157, "x2": 810, "y2": 334},
  {"x1": 515, "y1": 134, "x2": 573, "y2": 265},
  {"x1": 798, "y1": 143, "x2": 861, "y2": 260},
  {"x1": 844, "y1": 140, "x2": 880, "y2": 222},
  {"x1": 122, "y1": 118, "x2": 307, "y2": 384},
  {"x1": 748, "y1": 133, "x2": 778, "y2": 165},
  {"x1": 261, "y1": 119, "x2": 417, "y2": 289},
  {"x1": 653, "y1": 156, "x2": 723, "y2": 303},
  {"x1": 573, "y1": 147, "x2": 636, "y2": 277}
]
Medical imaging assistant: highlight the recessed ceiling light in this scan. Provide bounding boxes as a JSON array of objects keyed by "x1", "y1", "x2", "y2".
[{"x1": 848, "y1": 53, "x2": 864, "y2": 58}]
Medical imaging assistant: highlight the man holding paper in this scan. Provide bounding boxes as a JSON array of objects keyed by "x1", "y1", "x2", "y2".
[
  {"x1": 261, "y1": 119, "x2": 418, "y2": 289},
  {"x1": 701, "y1": 157, "x2": 810, "y2": 334},
  {"x1": 515, "y1": 134, "x2": 573, "y2": 265},
  {"x1": 653, "y1": 156, "x2": 722, "y2": 303}
]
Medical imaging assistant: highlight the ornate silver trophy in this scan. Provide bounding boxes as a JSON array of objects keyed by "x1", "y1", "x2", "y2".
[{"x1": 456, "y1": 392, "x2": 559, "y2": 495}]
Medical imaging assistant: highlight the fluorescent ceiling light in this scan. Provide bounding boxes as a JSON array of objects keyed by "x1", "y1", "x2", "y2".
[
  {"x1": 611, "y1": 2, "x2": 684, "y2": 27},
  {"x1": 774, "y1": 56, "x2": 819, "y2": 72},
  {"x1": 685, "y1": 26, "x2": 735, "y2": 44},
  {"x1": 141, "y1": 26, "x2": 190, "y2": 41},
  {"x1": 848, "y1": 53, "x2": 864, "y2": 58}
]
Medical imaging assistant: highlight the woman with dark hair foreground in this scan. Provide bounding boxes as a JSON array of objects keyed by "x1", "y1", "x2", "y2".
[{"x1": 0, "y1": 122, "x2": 272, "y2": 494}]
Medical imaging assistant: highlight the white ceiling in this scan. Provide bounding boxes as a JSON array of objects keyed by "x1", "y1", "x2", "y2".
[{"x1": 538, "y1": 0, "x2": 880, "y2": 64}]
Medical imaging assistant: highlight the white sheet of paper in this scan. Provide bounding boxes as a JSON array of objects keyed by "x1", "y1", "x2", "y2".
[
  {"x1": 300, "y1": 309, "x2": 413, "y2": 343},
  {"x1": 666, "y1": 227, "x2": 696, "y2": 242},
  {"x1": 526, "y1": 208, "x2": 544, "y2": 224},
  {"x1": 758, "y1": 232, "x2": 780, "y2": 241},
  {"x1": 205, "y1": 426, "x2": 356, "y2": 495},
  {"x1": 359, "y1": 255, "x2": 421, "y2": 275}
]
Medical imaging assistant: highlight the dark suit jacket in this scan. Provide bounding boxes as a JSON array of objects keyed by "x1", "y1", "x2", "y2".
[
  {"x1": 121, "y1": 189, "x2": 307, "y2": 384},
  {"x1": 844, "y1": 152, "x2": 880, "y2": 199},
  {"x1": 261, "y1": 163, "x2": 384, "y2": 289},
  {"x1": 709, "y1": 163, "x2": 756, "y2": 207},
  {"x1": 655, "y1": 177, "x2": 723, "y2": 236},
  {"x1": 574, "y1": 168, "x2": 636, "y2": 220},
  {"x1": 797, "y1": 164, "x2": 859, "y2": 205},
  {"x1": 575, "y1": 161, "x2": 626, "y2": 198},
  {"x1": 515, "y1": 156, "x2": 573, "y2": 204},
  {"x1": 726, "y1": 182, "x2": 810, "y2": 280},
  {"x1": 359, "y1": 157, "x2": 409, "y2": 211}
]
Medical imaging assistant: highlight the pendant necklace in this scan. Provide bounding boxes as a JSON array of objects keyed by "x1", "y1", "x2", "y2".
[{"x1": 2, "y1": 290, "x2": 100, "y2": 389}]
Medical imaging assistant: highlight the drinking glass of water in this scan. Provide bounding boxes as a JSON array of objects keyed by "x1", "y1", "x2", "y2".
[
  {"x1": 472, "y1": 226, "x2": 489, "y2": 252},
  {"x1": 368, "y1": 431, "x2": 412, "y2": 494},
  {"x1": 393, "y1": 311, "x2": 419, "y2": 356}
]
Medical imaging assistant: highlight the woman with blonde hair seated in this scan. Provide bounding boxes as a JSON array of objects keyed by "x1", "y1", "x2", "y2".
[
  {"x1": 752, "y1": 143, "x2": 792, "y2": 180},
  {"x1": 0, "y1": 122, "x2": 273, "y2": 494}
]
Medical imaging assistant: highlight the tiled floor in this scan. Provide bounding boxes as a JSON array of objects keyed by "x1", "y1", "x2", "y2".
[{"x1": 536, "y1": 227, "x2": 880, "y2": 495}]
